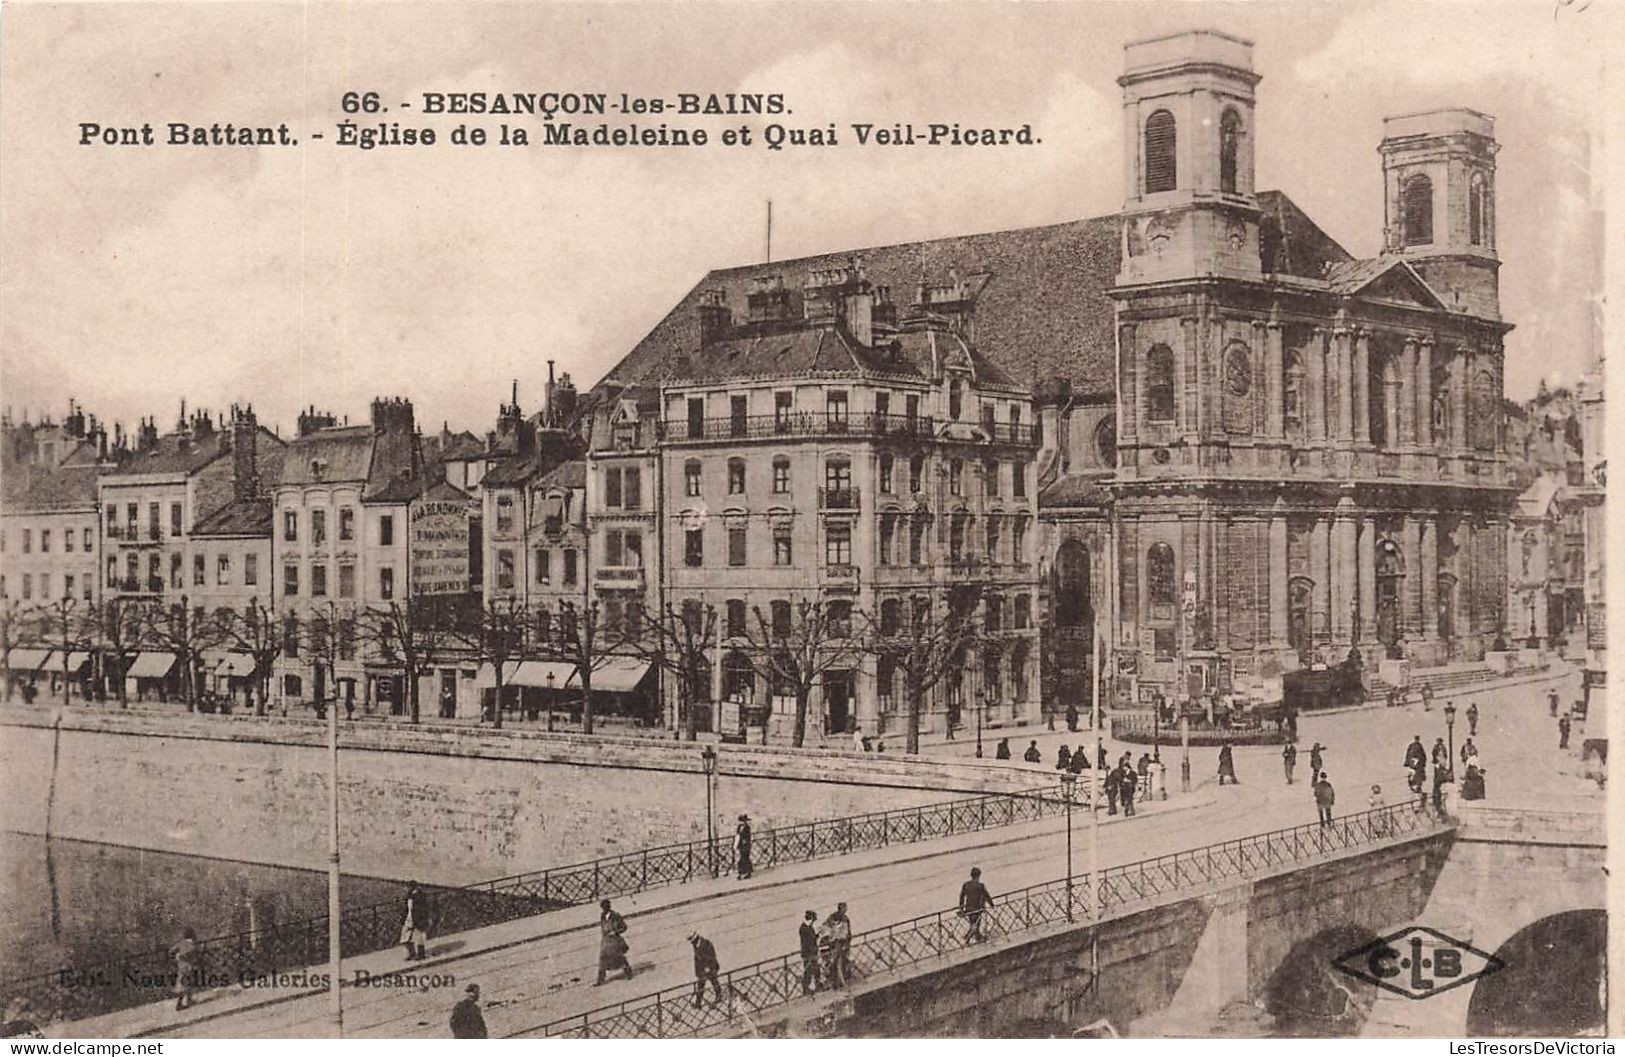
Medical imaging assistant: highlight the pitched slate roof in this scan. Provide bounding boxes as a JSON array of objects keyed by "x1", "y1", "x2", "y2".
[
  {"x1": 192, "y1": 497, "x2": 273, "y2": 537},
  {"x1": 2, "y1": 463, "x2": 100, "y2": 512},
  {"x1": 538, "y1": 459, "x2": 586, "y2": 491},
  {"x1": 106, "y1": 430, "x2": 230, "y2": 477},
  {"x1": 278, "y1": 424, "x2": 426, "y2": 502},
  {"x1": 599, "y1": 190, "x2": 1349, "y2": 403}
]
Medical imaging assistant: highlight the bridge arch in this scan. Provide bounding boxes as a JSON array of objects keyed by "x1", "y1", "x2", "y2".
[
  {"x1": 1260, "y1": 923, "x2": 1383, "y2": 1036},
  {"x1": 1465, "y1": 909, "x2": 1606, "y2": 1037}
]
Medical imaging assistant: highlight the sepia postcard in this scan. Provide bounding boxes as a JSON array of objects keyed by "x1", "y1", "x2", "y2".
[{"x1": 0, "y1": 0, "x2": 1617, "y2": 1044}]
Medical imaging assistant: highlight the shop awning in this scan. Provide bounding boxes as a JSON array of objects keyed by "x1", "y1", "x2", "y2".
[
  {"x1": 5, "y1": 648, "x2": 55, "y2": 672},
  {"x1": 509, "y1": 660, "x2": 577, "y2": 688},
  {"x1": 589, "y1": 657, "x2": 653, "y2": 693},
  {"x1": 211, "y1": 652, "x2": 258, "y2": 678},
  {"x1": 64, "y1": 652, "x2": 93, "y2": 671},
  {"x1": 128, "y1": 652, "x2": 177, "y2": 680}
]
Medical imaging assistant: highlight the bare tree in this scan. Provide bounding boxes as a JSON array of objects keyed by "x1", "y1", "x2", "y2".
[
  {"x1": 545, "y1": 598, "x2": 643, "y2": 735},
  {"x1": 738, "y1": 597, "x2": 862, "y2": 748},
  {"x1": 42, "y1": 595, "x2": 94, "y2": 705},
  {"x1": 0, "y1": 598, "x2": 42, "y2": 702},
  {"x1": 863, "y1": 587, "x2": 982, "y2": 754},
  {"x1": 460, "y1": 596, "x2": 528, "y2": 729},
  {"x1": 364, "y1": 595, "x2": 461, "y2": 724},
  {"x1": 140, "y1": 595, "x2": 226, "y2": 710},
  {"x1": 216, "y1": 597, "x2": 283, "y2": 716},
  {"x1": 93, "y1": 597, "x2": 146, "y2": 707},
  {"x1": 626, "y1": 600, "x2": 717, "y2": 741}
]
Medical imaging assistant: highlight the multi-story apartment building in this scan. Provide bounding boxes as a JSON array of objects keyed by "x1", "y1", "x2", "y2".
[
  {"x1": 638, "y1": 266, "x2": 1042, "y2": 741},
  {"x1": 99, "y1": 406, "x2": 282, "y2": 698},
  {"x1": 272, "y1": 398, "x2": 421, "y2": 713}
]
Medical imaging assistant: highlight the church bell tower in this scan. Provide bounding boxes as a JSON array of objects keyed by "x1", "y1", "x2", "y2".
[{"x1": 1115, "y1": 30, "x2": 1262, "y2": 287}]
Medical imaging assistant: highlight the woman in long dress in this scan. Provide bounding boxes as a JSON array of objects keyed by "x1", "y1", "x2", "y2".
[{"x1": 400, "y1": 882, "x2": 428, "y2": 962}]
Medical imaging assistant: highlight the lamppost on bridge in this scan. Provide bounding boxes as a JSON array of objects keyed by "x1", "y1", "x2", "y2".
[
  {"x1": 701, "y1": 744, "x2": 718, "y2": 877},
  {"x1": 546, "y1": 669, "x2": 556, "y2": 732},
  {"x1": 1443, "y1": 702, "x2": 1457, "y2": 771},
  {"x1": 1060, "y1": 771, "x2": 1077, "y2": 922},
  {"x1": 975, "y1": 688, "x2": 986, "y2": 759}
]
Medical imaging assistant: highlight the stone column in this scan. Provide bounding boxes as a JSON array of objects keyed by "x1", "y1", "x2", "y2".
[
  {"x1": 1310, "y1": 518, "x2": 1330, "y2": 646},
  {"x1": 1420, "y1": 516, "x2": 1438, "y2": 639},
  {"x1": 1269, "y1": 507, "x2": 1289, "y2": 646},
  {"x1": 1359, "y1": 517, "x2": 1377, "y2": 644},
  {"x1": 1308, "y1": 328, "x2": 1327, "y2": 442},
  {"x1": 1353, "y1": 329, "x2": 1371, "y2": 445},
  {"x1": 1180, "y1": 315, "x2": 1198, "y2": 439},
  {"x1": 1331, "y1": 325, "x2": 1353, "y2": 442},
  {"x1": 1416, "y1": 339, "x2": 1434, "y2": 449},
  {"x1": 1401, "y1": 338, "x2": 1419, "y2": 446},
  {"x1": 1402, "y1": 516, "x2": 1423, "y2": 635},
  {"x1": 1257, "y1": 318, "x2": 1279, "y2": 438},
  {"x1": 1452, "y1": 346, "x2": 1471, "y2": 451},
  {"x1": 1331, "y1": 503, "x2": 1357, "y2": 643},
  {"x1": 1120, "y1": 323, "x2": 1139, "y2": 445}
]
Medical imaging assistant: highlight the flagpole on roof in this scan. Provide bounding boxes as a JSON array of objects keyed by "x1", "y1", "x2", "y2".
[{"x1": 765, "y1": 199, "x2": 773, "y2": 263}]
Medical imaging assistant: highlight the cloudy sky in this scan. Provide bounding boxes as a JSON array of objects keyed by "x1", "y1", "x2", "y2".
[{"x1": 0, "y1": 0, "x2": 1606, "y2": 438}]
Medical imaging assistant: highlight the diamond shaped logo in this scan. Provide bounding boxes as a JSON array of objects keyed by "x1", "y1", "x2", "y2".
[{"x1": 1334, "y1": 926, "x2": 1505, "y2": 1000}]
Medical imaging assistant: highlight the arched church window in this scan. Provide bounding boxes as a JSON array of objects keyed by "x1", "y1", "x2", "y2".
[
  {"x1": 1219, "y1": 109, "x2": 1242, "y2": 193},
  {"x1": 1469, "y1": 174, "x2": 1486, "y2": 245},
  {"x1": 1147, "y1": 543, "x2": 1176, "y2": 607},
  {"x1": 1402, "y1": 173, "x2": 1434, "y2": 246},
  {"x1": 1144, "y1": 110, "x2": 1177, "y2": 194},
  {"x1": 1283, "y1": 350, "x2": 1306, "y2": 436},
  {"x1": 1095, "y1": 415, "x2": 1117, "y2": 467},
  {"x1": 1469, "y1": 369, "x2": 1498, "y2": 450},
  {"x1": 1145, "y1": 344, "x2": 1175, "y2": 423}
]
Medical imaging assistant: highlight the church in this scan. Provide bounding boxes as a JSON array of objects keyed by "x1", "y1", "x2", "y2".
[{"x1": 597, "y1": 28, "x2": 1514, "y2": 720}]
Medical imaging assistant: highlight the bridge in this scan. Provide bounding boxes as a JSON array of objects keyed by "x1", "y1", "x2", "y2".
[{"x1": 41, "y1": 664, "x2": 1605, "y2": 1038}]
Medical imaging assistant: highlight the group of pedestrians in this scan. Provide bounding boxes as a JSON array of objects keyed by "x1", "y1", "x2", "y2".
[{"x1": 797, "y1": 903, "x2": 854, "y2": 995}]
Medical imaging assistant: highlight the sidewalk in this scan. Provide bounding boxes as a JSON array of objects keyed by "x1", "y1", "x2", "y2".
[{"x1": 58, "y1": 781, "x2": 1220, "y2": 1039}]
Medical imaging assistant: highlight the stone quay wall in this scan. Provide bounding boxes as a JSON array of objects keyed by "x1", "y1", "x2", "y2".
[{"x1": 0, "y1": 708, "x2": 1048, "y2": 886}]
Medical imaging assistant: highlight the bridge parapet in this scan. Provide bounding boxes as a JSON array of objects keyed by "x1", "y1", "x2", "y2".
[{"x1": 1452, "y1": 802, "x2": 1604, "y2": 846}]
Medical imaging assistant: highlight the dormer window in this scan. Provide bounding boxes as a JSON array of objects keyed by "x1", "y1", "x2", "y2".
[{"x1": 310, "y1": 458, "x2": 328, "y2": 481}]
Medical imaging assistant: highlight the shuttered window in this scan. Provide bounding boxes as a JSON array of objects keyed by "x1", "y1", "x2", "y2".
[{"x1": 1144, "y1": 110, "x2": 1177, "y2": 193}]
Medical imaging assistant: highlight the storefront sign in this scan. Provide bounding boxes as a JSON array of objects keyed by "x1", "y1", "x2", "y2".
[{"x1": 411, "y1": 499, "x2": 474, "y2": 595}]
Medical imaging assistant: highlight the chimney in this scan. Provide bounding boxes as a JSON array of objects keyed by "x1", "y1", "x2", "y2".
[
  {"x1": 370, "y1": 396, "x2": 415, "y2": 435},
  {"x1": 298, "y1": 406, "x2": 337, "y2": 437},
  {"x1": 697, "y1": 290, "x2": 732, "y2": 346},
  {"x1": 746, "y1": 275, "x2": 791, "y2": 324},
  {"x1": 555, "y1": 373, "x2": 578, "y2": 421},
  {"x1": 545, "y1": 360, "x2": 557, "y2": 424},
  {"x1": 137, "y1": 416, "x2": 159, "y2": 454},
  {"x1": 842, "y1": 281, "x2": 874, "y2": 347},
  {"x1": 232, "y1": 404, "x2": 260, "y2": 500}
]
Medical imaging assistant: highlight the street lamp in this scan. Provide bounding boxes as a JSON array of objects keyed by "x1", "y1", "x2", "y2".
[
  {"x1": 975, "y1": 689, "x2": 985, "y2": 758},
  {"x1": 701, "y1": 744, "x2": 718, "y2": 877},
  {"x1": 1443, "y1": 702, "x2": 1457, "y2": 770},
  {"x1": 546, "y1": 670, "x2": 556, "y2": 732},
  {"x1": 1060, "y1": 772, "x2": 1077, "y2": 922}
]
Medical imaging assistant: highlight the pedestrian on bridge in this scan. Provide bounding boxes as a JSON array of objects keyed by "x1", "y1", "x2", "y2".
[
  {"x1": 1466, "y1": 701, "x2": 1479, "y2": 737},
  {"x1": 1282, "y1": 743, "x2": 1297, "y2": 784},
  {"x1": 734, "y1": 814, "x2": 753, "y2": 880},
  {"x1": 1431, "y1": 738, "x2": 1449, "y2": 771},
  {"x1": 1056, "y1": 744, "x2": 1072, "y2": 771},
  {"x1": 689, "y1": 932, "x2": 723, "y2": 1008},
  {"x1": 1067, "y1": 703, "x2": 1079, "y2": 732},
  {"x1": 1422, "y1": 684, "x2": 1434, "y2": 711},
  {"x1": 1069, "y1": 747, "x2": 1088, "y2": 775},
  {"x1": 1104, "y1": 764, "x2": 1121, "y2": 815},
  {"x1": 1549, "y1": 688, "x2": 1560, "y2": 716},
  {"x1": 1309, "y1": 743, "x2": 1325, "y2": 780},
  {"x1": 995, "y1": 737, "x2": 1011, "y2": 761},
  {"x1": 1314, "y1": 773, "x2": 1335, "y2": 827},
  {"x1": 1405, "y1": 735, "x2": 1426, "y2": 774},
  {"x1": 821, "y1": 902, "x2": 853, "y2": 985},
  {"x1": 1023, "y1": 740, "x2": 1042, "y2": 764},
  {"x1": 799, "y1": 911, "x2": 822, "y2": 994},
  {"x1": 1559, "y1": 713, "x2": 1573, "y2": 750},
  {"x1": 450, "y1": 984, "x2": 487, "y2": 1038},
  {"x1": 595, "y1": 899, "x2": 633, "y2": 985},
  {"x1": 959, "y1": 867, "x2": 995, "y2": 943},
  {"x1": 1460, "y1": 737, "x2": 1479, "y2": 771},
  {"x1": 1217, "y1": 744, "x2": 1238, "y2": 786},
  {"x1": 171, "y1": 928, "x2": 198, "y2": 1012},
  {"x1": 401, "y1": 882, "x2": 428, "y2": 962}
]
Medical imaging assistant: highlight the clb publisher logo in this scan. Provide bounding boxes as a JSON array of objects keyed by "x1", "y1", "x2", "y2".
[{"x1": 1334, "y1": 926, "x2": 1505, "y2": 999}]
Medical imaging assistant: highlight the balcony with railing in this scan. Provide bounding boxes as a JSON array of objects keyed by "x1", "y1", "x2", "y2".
[
  {"x1": 673, "y1": 413, "x2": 937, "y2": 444},
  {"x1": 824, "y1": 563, "x2": 859, "y2": 582},
  {"x1": 594, "y1": 565, "x2": 646, "y2": 587},
  {"x1": 817, "y1": 487, "x2": 861, "y2": 511}
]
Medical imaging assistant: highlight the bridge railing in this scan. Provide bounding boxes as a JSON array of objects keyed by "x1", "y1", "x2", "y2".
[
  {"x1": 525, "y1": 802, "x2": 1445, "y2": 1039},
  {"x1": 8, "y1": 783, "x2": 1065, "y2": 1025}
]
